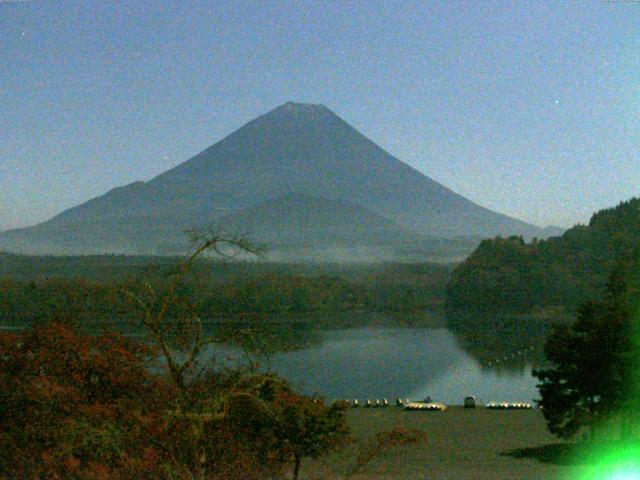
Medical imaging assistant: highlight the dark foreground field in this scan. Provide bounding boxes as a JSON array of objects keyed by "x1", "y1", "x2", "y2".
[{"x1": 303, "y1": 407, "x2": 584, "y2": 480}]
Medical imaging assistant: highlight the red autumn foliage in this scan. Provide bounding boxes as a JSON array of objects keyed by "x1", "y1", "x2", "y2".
[
  {"x1": 0, "y1": 322, "x2": 173, "y2": 479},
  {"x1": 199, "y1": 374, "x2": 349, "y2": 480},
  {"x1": 0, "y1": 323, "x2": 350, "y2": 480}
]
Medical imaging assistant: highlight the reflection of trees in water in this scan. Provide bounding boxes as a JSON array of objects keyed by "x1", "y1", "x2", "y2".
[
  {"x1": 208, "y1": 311, "x2": 445, "y2": 356},
  {"x1": 446, "y1": 312, "x2": 562, "y2": 373},
  {"x1": 82, "y1": 313, "x2": 428, "y2": 358},
  {"x1": 212, "y1": 321, "x2": 324, "y2": 356},
  {"x1": 81, "y1": 311, "x2": 558, "y2": 375}
]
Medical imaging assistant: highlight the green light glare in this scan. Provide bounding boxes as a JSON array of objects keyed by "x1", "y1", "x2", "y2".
[
  {"x1": 568, "y1": 256, "x2": 640, "y2": 480},
  {"x1": 609, "y1": 471, "x2": 640, "y2": 480},
  {"x1": 584, "y1": 257, "x2": 640, "y2": 480},
  {"x1": 577, "y1": 442, "x2": 640, "y2": 480}
]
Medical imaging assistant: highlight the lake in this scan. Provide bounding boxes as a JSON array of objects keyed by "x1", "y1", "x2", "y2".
[
  {"x1": 1, "y1": 313, "x2": 547, "y2": 406},
  {"x1": 207, "y1": 316, "x2": 546, "y2": 406}
]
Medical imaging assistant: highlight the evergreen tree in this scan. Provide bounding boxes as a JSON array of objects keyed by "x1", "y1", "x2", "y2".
[{"x1": 533, "y1": 254, "x2": 640, "y2": 439}]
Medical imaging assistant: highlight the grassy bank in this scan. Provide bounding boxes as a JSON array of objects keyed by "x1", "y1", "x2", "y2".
[{"x1": 304, "y1": 407, "x2": 584, "y2": 480}]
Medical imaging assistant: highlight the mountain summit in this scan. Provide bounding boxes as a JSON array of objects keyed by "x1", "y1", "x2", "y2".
[{"x1": 0, "y1": 103, "x2": 555, "y2": 255}]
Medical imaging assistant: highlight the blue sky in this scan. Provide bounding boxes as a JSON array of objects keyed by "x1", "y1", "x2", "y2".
[{"x1": 1, "y1": 0, "x2": 639, "y2": 230}]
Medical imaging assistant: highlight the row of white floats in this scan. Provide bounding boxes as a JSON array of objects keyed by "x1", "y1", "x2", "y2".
[
  {"x1": 334, "y1": 398, "x2": 532, "y2": 410},
  {"x1": 337, "y1": 398, "x2": 415, "y2": 408},
  {"x1": 404, "y1": 402, "x2": 447, "y2": 411},
  {"x1": 485, "y1": 402, "x2": 532, "y2": 410}
]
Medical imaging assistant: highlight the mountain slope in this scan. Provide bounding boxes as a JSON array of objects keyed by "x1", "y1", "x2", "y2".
[
  {"x1": 216, "y1": 193, "x2": 427, "y2": 246},
  {"x1": 0, "y1": 102, "x2": 553, "y2": 255}
]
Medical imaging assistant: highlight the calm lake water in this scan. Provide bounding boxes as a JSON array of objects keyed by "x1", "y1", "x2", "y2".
[
  {"x1": 2, "y1": 315, "x2": 546, "y2": 406},
  {"x1": 265, "y1": 327, "x2": 539, "y2": 405},
  {"x1": 202, "y1": 318, "x2": 544, "y2": 406}
]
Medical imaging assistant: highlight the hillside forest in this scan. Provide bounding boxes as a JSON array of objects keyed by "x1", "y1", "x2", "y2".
[{"x1": 446, "y1": 198, "x2": 640, "y2": 321}]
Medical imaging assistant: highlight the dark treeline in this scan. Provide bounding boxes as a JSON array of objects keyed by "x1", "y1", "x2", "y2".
[
  {"x1": 0, "y1": 255, "x2": 454, "y2": 325},
  {"x1": 445, "y1": 198, "x2": 640, "y2": 319}
]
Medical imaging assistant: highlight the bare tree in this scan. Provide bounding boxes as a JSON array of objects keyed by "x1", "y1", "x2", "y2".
[
  {"x1": 124, "y1": 227, "x2": 264, "y2": 412},
  {"x1": 122, "y1": 228, "x2": 265, "y2": 480}
]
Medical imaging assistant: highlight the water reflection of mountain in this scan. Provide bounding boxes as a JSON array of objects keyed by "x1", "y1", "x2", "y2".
[{"x1": 446, "y1": 312, "x2": 561, "y2": 372}]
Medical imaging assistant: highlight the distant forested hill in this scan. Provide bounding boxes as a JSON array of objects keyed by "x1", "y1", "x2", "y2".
[
  {"x1": 0, "y1": 254, "x2": 454, "y2": 325},
  {"x1": 445, "y1": 198, "x2": 640, "y2": 319}
]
